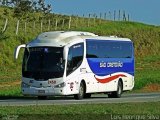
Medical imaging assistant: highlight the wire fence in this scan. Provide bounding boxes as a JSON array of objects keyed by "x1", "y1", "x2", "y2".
[{"x1": 0, "y1": 10, "x2": 130, "y2": 36}]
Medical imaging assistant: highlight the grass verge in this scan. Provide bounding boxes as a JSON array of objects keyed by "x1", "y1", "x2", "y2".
[{"x1": 0, "y1": 102, "x2": 160, "y2": 120}]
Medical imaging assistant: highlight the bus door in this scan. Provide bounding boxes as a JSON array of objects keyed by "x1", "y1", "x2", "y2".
[{"x1": 65, "y1": 43, "x2": 84, "y2": 94}]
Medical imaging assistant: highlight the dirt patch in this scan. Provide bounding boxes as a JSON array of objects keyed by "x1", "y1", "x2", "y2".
[
  {"x1": 141, "y1": 84, "x2": 160, "y2": 92},
  {"x1": 0, "y1": 80, "x2": 20, "y2": 88}
]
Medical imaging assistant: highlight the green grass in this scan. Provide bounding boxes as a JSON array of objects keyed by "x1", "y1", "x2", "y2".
[
  {"x1": 134, "y1": 55, "x2": 160, "y2": 90},
  {"x1": 135, "y1": 69, "x2": 160, "y2": 90},
  {"x1": 0, "y1": 86, "x2": 21, "y2": 96},
  {"x1": 0, "y1": 102, "x2": 160, "y2": 120}
]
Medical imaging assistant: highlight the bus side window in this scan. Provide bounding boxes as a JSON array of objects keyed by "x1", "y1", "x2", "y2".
[{"x1": 67, "y1": 43, "x2": 84, "y2": 76}]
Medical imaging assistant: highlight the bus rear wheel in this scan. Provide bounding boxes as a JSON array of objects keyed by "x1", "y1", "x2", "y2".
[
  {"x1": 74, "y1": 82, "x2": 85, "y2": 100},
  {"x1": 108, "y1": 81, "x2": 123, "y2": 98}
]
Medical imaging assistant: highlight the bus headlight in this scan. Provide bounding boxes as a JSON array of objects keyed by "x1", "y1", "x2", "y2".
[
  {"x1": 21, "y1": 82, "x2": 30, "y2": 88},
  {"x1": 54, "y1": 82, "x2": 66, "y2": 88}
]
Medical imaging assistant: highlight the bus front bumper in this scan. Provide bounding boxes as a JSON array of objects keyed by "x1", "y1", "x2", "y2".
[{"x1": 22, "y1": 87, "x2": 65, "y2": 96}]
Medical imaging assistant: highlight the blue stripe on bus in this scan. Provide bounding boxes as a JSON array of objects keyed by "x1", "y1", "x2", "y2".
[{"x1": 87, "y1": 58, "x2": 134, "y2": 76}]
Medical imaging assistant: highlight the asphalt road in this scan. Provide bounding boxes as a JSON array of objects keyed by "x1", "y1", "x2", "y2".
[{"x1": 0, "y1": 92, "x2": 160, "y2": 106}]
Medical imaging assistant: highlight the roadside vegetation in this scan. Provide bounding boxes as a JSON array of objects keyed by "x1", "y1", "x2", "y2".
[{"x1": 0, "y1": 102, "x2": 160, "y2": 120}]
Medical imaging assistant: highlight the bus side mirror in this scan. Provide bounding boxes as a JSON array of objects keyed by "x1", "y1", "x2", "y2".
[
  {"x1": 63, "y1": 46, "x2": 68, "y2": 61},
  {"x1": 14, "y1": 44, "x2": 26, "y2": 59}
]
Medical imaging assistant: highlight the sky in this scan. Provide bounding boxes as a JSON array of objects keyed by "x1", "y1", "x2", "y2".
[{"x1": 46, "y1": 0, "x2": 160, "y2": 26}]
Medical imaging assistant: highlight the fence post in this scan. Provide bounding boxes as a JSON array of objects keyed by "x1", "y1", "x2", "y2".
[
  {"x1": 48, "y1": 19, "x2": 50, "y2": 31},
  {"x1": 16, "y1": 20, "x2": 19, "y2": 35},
  {"x1": 109, "y1": 11, "x2": 111, "y2": 20},
  {"x1": 75, "y1": 16, "x2": 78, "y2": 28},
  {"x1": 68, "y1": 16, "x2": 71, "y2": 29},
  {"x1": 123, "y1": 11, "x2": 126, "y2": 21},
  {"x1": 48, "y1": 19, "x2": 51, "y2": 31},
  {"x1": 104, "y1": 13, "x2": 107, "y2": 20},
  {"x1": 62, "y1": 19, "x2": 65, "y2": 29},
  {"x1": 118, "y1": 10, "x2": 121, "y2": 21},
  {"x1": 114, "y1": 10, "x2": 116, "y2": 21},
  {"x1": 128, "y1": 14, "x2": 130, "y2": 21},
  {"x1": 92, "y1": 14, "x2": 95, "y2": 26},
  {"x1": 55, "y1": 19, "x2": 58, "y2": 30},
  {"x1": 95, "y1": 15, "x2": 98, "y2": 26},
  {"x1": 2, "y1": 18, "x2": 8, "y2": 33},
  {"x1": 82, "y1": 14, "x2": 85, "y2": 24},
  {"x1": 99, "y1": 13, "x2": 102, "y2": 19},
  {"x1": 87, "y1": 14, "x2": 90, "y2": 27},
  {"x1": 99, "y1": 13, "x2": 102, "y2": 24},
  {"x1": 41, "y1": 20, "x2": 43, "y2": 32}
]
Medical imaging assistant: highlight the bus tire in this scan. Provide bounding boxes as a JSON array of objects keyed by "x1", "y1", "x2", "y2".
[
  {"x1": 38, "y1": 96, "x2": 47, "y2": 100},
  {"x1": 74, "y1": 82, "x2": 85, "y2": 100},
  {"x1": 84, "y1": 93, "x2": 91, "y2": 98},
  {"x1": 108, "y1": 80, "x2": 123, "y2": 98}
]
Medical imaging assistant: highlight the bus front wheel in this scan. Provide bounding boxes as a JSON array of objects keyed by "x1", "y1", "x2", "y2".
[
  {"x1": 84, "y1": 93, "x2": 91, "y2": 98},
  {"x1": 38, "y1": 96, "x2": 47, "y2": 100},
  {"x1": 74, "y1": 82, "x2": 85, "y2": 100}
]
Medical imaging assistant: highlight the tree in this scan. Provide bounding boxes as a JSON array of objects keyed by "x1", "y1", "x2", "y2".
[
  {"x1": 0, "y1": 0, "x2": 17, "y2": 7},
  {"x1": 0, "y1": 0, "x2": 53, "y2": 19},
  {"x1": 0, "y1": 0, "x2": 8, "y2": 6},
  {"x1": 13, "y1": 0, "x2": 33, "y2": 19},
  {"x1": 35, "y1": 0, "x2": 52, "y2": 14}
]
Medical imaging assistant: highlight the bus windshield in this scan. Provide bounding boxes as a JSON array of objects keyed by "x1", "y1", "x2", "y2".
[{"x1": 22, "y1": 47, "x2": 64, "y2": 80}]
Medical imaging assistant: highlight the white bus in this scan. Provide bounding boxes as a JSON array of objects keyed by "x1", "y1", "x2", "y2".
[{"x1": 15, "y1": 31, "x2": 134, "y2": 99}]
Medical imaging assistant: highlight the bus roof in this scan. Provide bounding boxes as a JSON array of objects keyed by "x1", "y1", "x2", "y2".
[{"x1": 27, "y1": 31, "x2": 132, "y2": 47}]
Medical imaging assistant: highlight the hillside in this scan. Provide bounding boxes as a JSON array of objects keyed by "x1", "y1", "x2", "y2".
[{"x1": 0, "y1": 6, "x2": 160, "y2": 95}]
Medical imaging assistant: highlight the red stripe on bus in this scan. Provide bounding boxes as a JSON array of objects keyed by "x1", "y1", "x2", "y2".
[{"x1": 95, "y1": 74, "x2": 126, "y2": 83}]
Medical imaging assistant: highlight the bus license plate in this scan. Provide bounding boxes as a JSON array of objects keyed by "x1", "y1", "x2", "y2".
[{"x1": 38, "y1": 90, "x2": 45, "y2": 94}]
